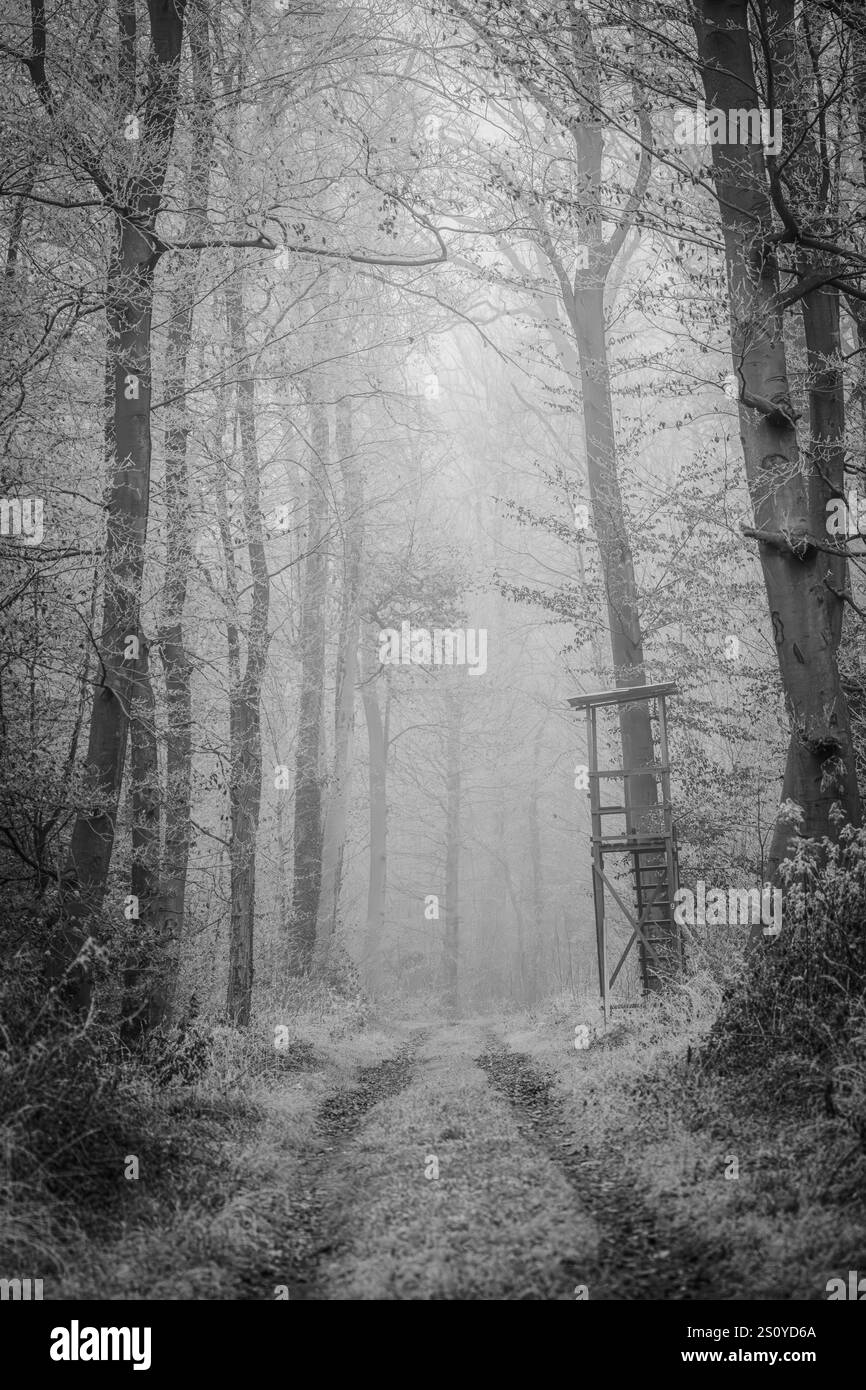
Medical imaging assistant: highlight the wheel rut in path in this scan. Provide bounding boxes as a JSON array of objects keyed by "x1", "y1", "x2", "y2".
[
  {"x1": 239, "y1": 1034, "x2": 423, "y2": 1301},
  {"x1": 478, "y1": 1042, "x2": 737, "y2": 1300}
]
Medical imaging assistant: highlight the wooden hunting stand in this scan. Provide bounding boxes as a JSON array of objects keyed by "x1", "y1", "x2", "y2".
[{"x1": 568, "y1": 683, "x2": 682, "y2": 1022}]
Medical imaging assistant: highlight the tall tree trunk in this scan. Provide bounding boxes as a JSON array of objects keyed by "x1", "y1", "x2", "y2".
[
  {"x1": 441, "y1": 687, "x2": 461, "y2": 1016},
  {"x1": 155, "y1": 0, "x2": 214, "y2": 1024},
  {"x1": 563, "y1": 291, "x2": 670, "y2": 986},
  {"x1": 361, "y1": 622, "x2": 388, "y2": 986},
  {"x1": 122, "y1": 635, "x2": 161, "y2": 1042},
  {"x1": 488, "y1": 802, "x2": 508, "y2": 999},
  {"x1": 314, "y1": 396, "x2": 363, "y2": 973},
  {"x1": 845, "y1": 5, "x2": 866, "y2": 611},
  {"x1": 520, "y1": 0, "x2": 669, "y2": 986},
  {"x1": 53, "y1": 1, "x2": 187, "y2": 1006},
  {"x1": 756, "y1": 0, "x2": 852, "y2": 927},
  {"x1": 288, "y1": 390, "x2": 329, "y2": 975},
  {"x1": 693, "y1": 0, "x2": 860, "y2": 873},
  {"x1": 456, "y1": 4, "x2": 660, "y2": 861},
  {"x1": 224, "y1": 264, "x2": 271, "y2": 1026},
  {"x1": 527, "y1": 724, "x2": 544, "y2": 1004}
]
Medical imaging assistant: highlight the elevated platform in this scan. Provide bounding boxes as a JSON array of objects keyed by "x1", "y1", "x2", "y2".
[{"x1": 569, "y1": 682, "x2": 683, "y2": 1020}]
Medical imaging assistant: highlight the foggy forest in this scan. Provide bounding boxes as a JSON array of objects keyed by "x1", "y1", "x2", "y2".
[{"x1": 2, "y1": 0, "x2": 866, "y2": 1318}]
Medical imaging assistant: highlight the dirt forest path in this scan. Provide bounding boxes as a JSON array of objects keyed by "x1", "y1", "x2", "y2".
[
  {"x1": 47, "y1": 1006, "x2": 859, "y2": 1302},
  {"x1": 243, "y1": 1021, "x2": 733, "y2": 1302}
]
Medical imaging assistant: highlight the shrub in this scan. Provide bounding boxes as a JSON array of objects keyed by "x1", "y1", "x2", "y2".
[{"x1": 703, "y1": 825, "x2": 866, "y2": 1124}]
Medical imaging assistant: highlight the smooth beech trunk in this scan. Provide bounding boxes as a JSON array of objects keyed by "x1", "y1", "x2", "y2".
[
  {"x1": 527, "y1": 2, "x2": 670, "y2": 985},
  {"x1": 224, "y1": 264, "x2": 270, "y2": 1026},
  {"x1": 289, "y1": 392, "x2": 328, "y2": 974},
  {"x1": 770, "y1": 0, "x2": 851, "y2": 848},
  {"x1": 314, "y1": 397, "x2": 363, "y2": 973},
  {"x1": 441, "y1": 687, "x2": 461, "y2": 1015},
  {"x1": 694, "y1": 0, "x2": 859, "y2": 871},
  {"x1": 361, "y1": 622, "x2": 388, "y2": 985},
  {"x1": 121, "y1": 635, "x2": 161, "y2": 1042},
  {"x1": 527, "y1": 724, "x2": 544, "y2": 1005},
  {"x1": 552, "y1": 263, "x2": 669, "y2": 989}
]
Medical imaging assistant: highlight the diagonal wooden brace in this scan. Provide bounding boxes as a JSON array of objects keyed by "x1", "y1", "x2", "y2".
[{"x1": 591, "y1": 858, "x2": 665, "y2": 984}]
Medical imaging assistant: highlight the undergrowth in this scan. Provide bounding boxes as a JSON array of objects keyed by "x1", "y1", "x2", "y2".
[
  {"x1": 0, "y1": 899, "x2": 375, "y2": 1284},
  {"x1": 701, "y1": 826, "x2": 866, "y2": 1156}
]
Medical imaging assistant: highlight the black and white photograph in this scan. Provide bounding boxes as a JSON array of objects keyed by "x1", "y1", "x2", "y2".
[{"x1": 0, "y1": 0, "x2": 864, "y2": 1350}]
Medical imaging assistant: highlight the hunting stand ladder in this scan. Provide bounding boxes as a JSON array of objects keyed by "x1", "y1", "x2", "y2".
[{"x1": 568, "y1": 683, "x2": 683, "y2": 1021}]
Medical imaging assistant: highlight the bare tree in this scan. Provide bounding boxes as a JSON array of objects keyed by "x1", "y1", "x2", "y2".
[{"x1": 315, "y1": 394, "x2": 364, "y2": 974}]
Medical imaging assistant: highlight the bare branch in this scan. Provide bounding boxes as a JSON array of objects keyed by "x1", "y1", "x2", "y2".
[{"x1": 741, "y1": 525, "x2": 845, "y2": 557}]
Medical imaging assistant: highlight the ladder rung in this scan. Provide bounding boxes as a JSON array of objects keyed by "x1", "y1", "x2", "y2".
[
  {"x1": 593, "y1": 836, "x2": 670, "y2": 850},
  {"x1": 590, "y1": 767, "x2": 668, "y2": 777}
]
